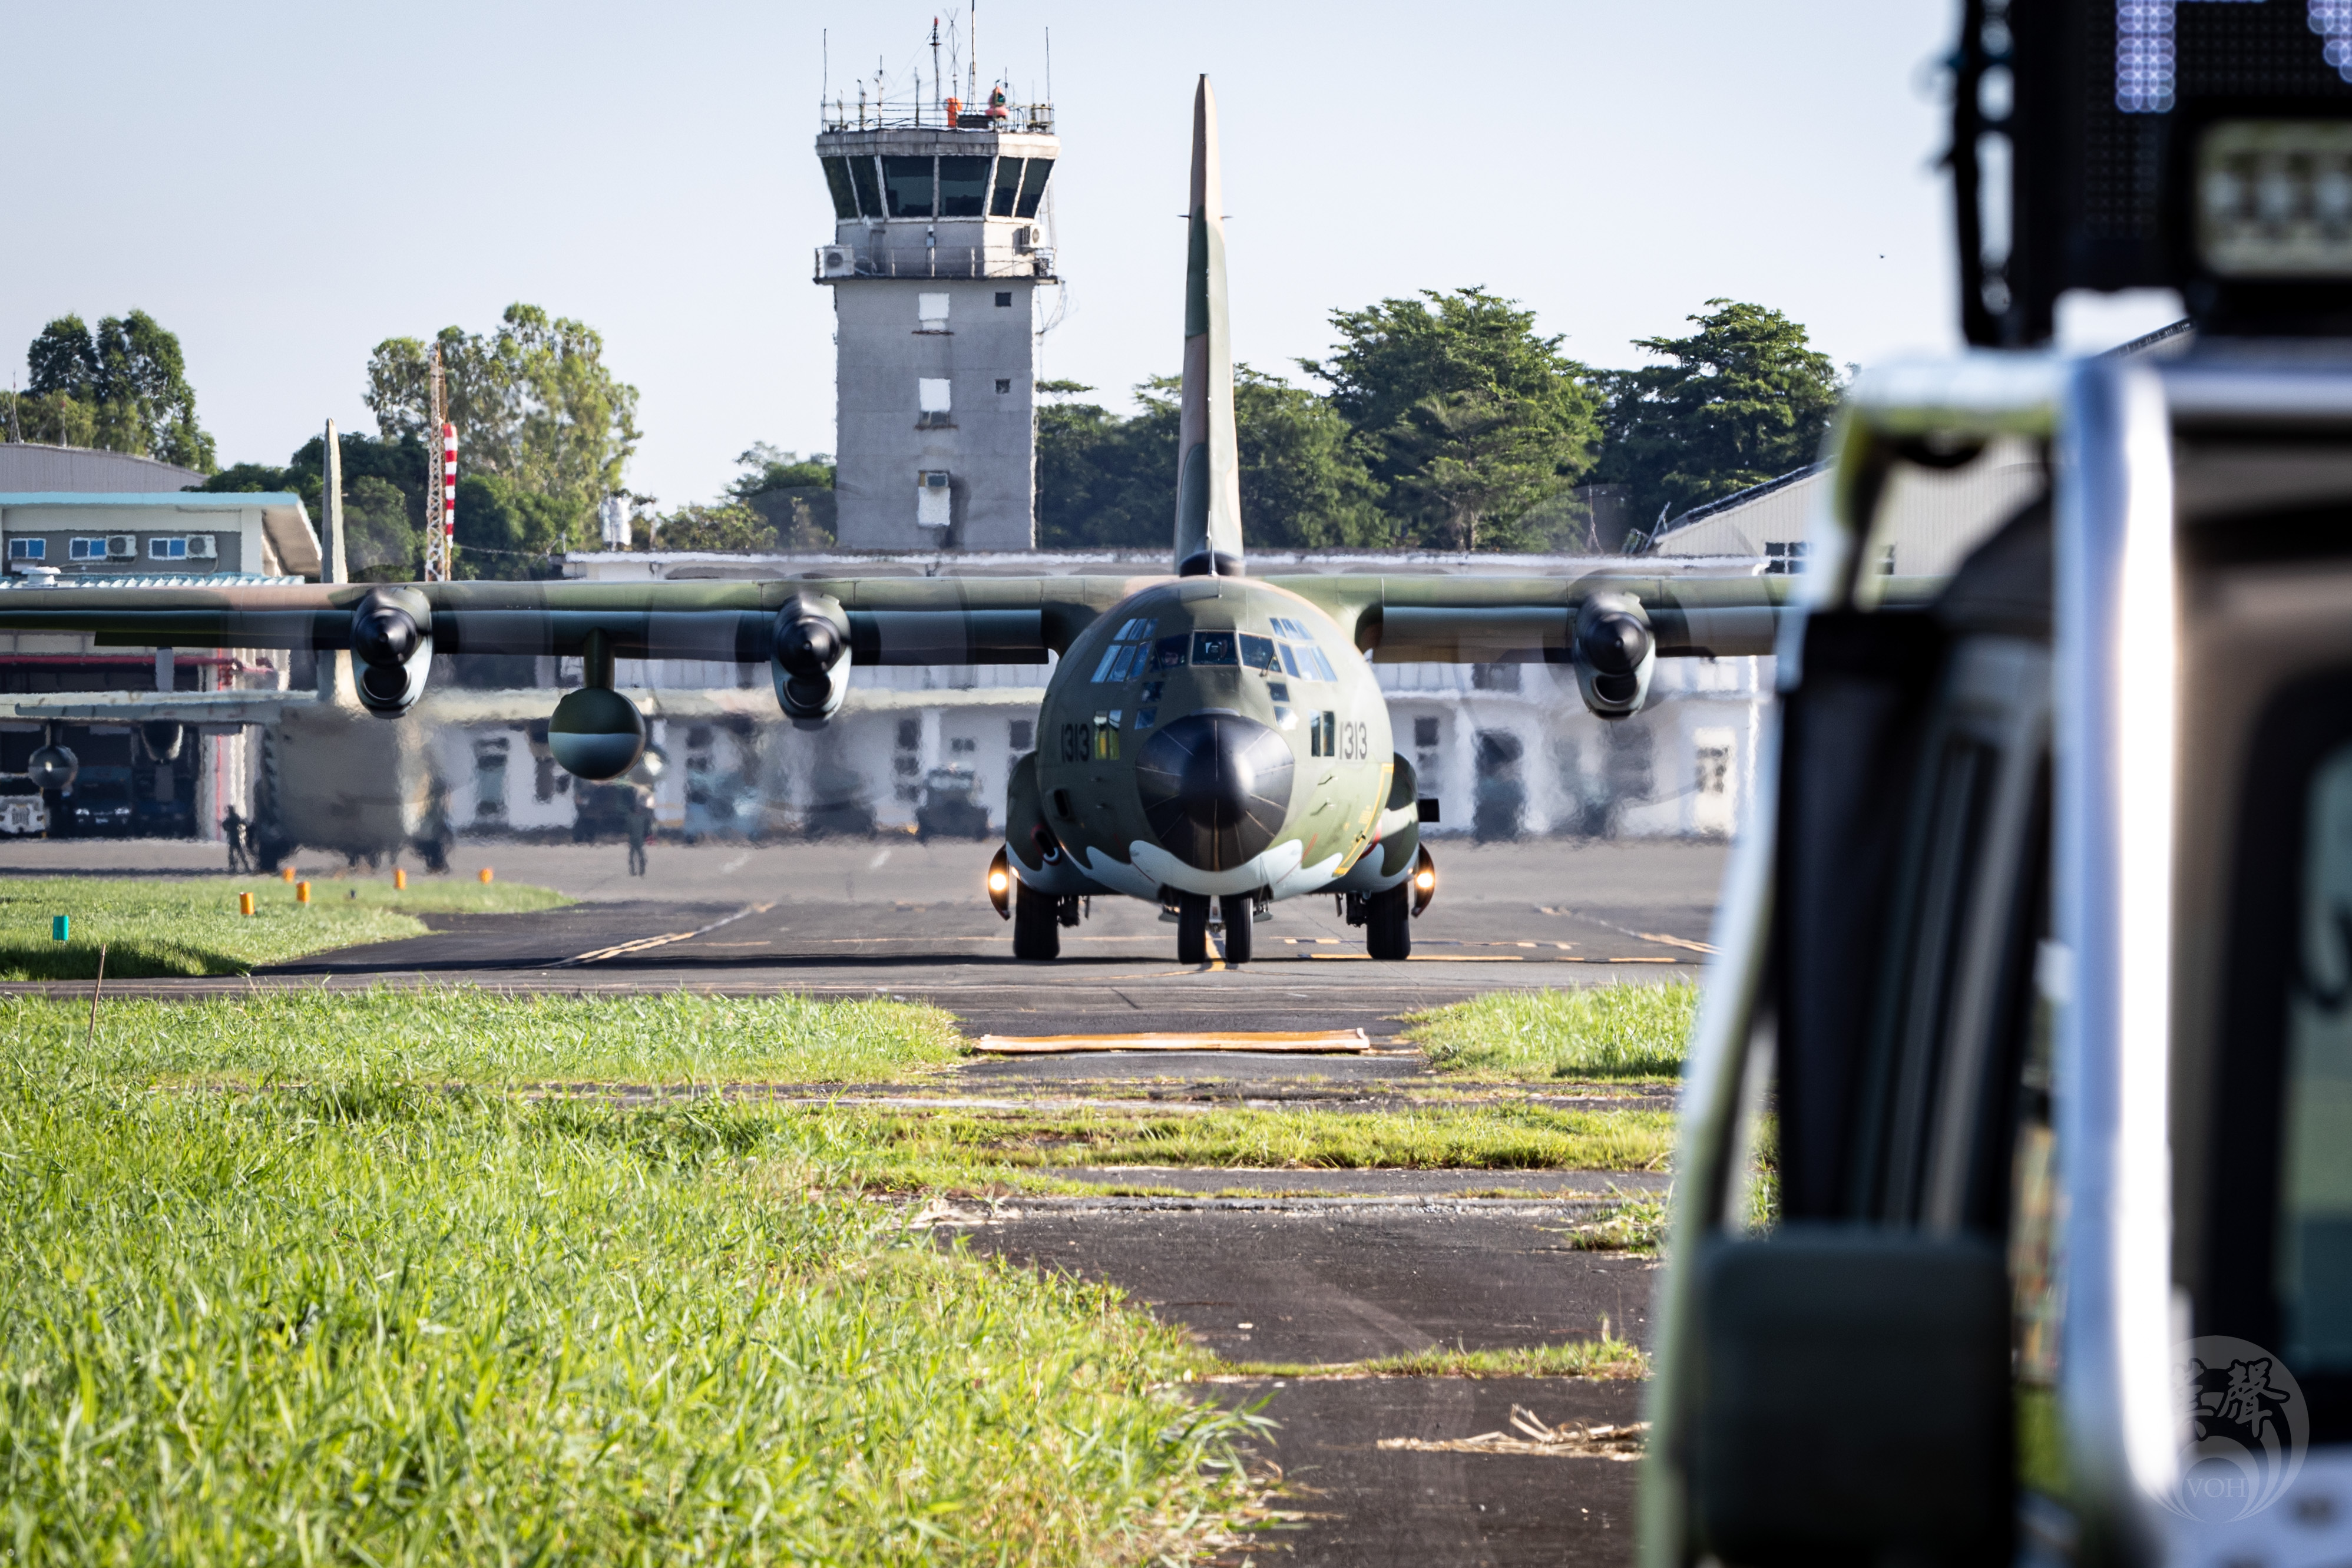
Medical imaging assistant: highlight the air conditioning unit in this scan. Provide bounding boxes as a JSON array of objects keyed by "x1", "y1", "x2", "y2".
[
  {"x1": 816, "y1": 244, "x2": 857, "y2": 279},
  {"x1": 185, "y1": 534, "x2": 216, "y2": 559},
  {"x1": 106, "y1": 535, "x2": 135, "y2": 560},
  {"x1": 1030, "y1": 248, "x2": 1055, "y2": 277},
  {"x1": 1012, "y1": 226, "x2": 1036, "y2": 253},
  {"x1": 917, "y1": 471, "x2": 952, "y2": 529}
]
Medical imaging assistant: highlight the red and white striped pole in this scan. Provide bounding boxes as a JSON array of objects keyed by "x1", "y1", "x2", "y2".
[{"x1": 441, "y1": 422, "x2": 457, "y2": 559}]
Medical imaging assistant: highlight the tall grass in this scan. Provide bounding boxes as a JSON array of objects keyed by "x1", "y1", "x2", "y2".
[
  {"x1": 0, "y1": 876, "x2": 570, "y2": 980},
  {"x1": 11, "y1": 989, "x2": 966, "y2": 1087},
  {"x1": 1404, "y1": 982, "x2": 1699, "y2": 1081},
  {"x1": 0, "y1": 1051, "x2": 1256, "y2": 1563}
]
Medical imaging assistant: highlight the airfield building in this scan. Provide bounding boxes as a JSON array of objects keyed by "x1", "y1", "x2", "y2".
[{"x1": 814, "y1": 96, "x2": 1058, "y2": 551}]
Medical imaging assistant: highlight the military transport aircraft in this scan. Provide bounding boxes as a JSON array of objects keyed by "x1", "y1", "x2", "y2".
[{"x1": 0, "y1": 78, "x2": 1794, "y2": 962}]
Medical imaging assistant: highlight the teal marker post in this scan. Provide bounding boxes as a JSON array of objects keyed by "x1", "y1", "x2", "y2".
[{"x1": 52, "y1": 915, "x2": 68, "y2": 941}]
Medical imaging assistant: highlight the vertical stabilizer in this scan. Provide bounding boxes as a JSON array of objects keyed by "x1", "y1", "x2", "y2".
[{"x1": 1175, "y1": 75, "x2": 1243, "y2": 577}]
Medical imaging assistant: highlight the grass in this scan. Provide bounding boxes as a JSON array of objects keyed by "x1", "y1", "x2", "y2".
[
  {"x1": 1216, "y1": 1338, "x2": 1649, "y2": 1381},
  {"x1": 1403, "y1": 981, "x2": 1699, "y2": 1081},
  {"x1": 772, "y1": 1103, "x2": 1676, "y2": 1192},
  {"x1": 0, "y1": 1010, "x2": 1262, "y2": 1564},
  {"x1": 15, "y1": 990, "x2": 967, "y2": 1087},
  {"x1": 0, "y1": 875, "x2": 571, "y2": 980}
]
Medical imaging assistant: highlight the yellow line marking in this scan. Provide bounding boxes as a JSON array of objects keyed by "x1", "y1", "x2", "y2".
[
  {"x1": 1636, "y1": 932, "x2": 1718, "y2": 955},
  {"x1": 974, "y1": 1029, "x2": 1372, "y2": 1055}
]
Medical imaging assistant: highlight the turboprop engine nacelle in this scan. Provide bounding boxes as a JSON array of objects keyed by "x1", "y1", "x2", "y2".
[
  {"x1": 350, "y1": 587, "x2": 434, "y2": 719},
  {"x1": 1572, "y1": 594, "x2": 1656, "y2": 720},
  {"x1": 771, "y1": 594, "x2": 851, "y2": 729}
]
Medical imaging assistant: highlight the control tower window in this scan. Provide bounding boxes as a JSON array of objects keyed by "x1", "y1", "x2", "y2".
[
  {"x1": 882, "y1": 156, "x2": 934, "y2": 218},
  {"x1": 1014, "y1": 158, "x2": 1054, "y2": 219},
  {"x1": 990, "y1": 158, "x2": 1026, "y2": 216},
  {"x1": 821, "y1": 156, "x2": 859, "y2": 219},
  {"x1": 848, "y1": 157, "x2": 884, "y2": 220},
  {"x1": 938, "y1": 156, "x2": 990, "y2": 217}
]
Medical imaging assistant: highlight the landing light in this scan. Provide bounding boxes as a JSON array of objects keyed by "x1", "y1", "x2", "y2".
[
  {"x1": 989, "y1": 869, "x2": 1010, "y2": 892},
  {"x1": 986, "y1": 847, "x2": 1014, "y2": 920},
  {"x1": 1415, "y1": 869, "x2": 1436, "y2": 891}
]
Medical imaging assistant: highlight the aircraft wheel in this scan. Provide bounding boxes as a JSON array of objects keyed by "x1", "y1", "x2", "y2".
[
  {"x1": 1219, "y1": 894, "x2": 1255, "y2": 964},
  {"x1": 1012, "y1": 879, "x2": 1061, "y2": 960},
  {"x1": 1176, "y1": 893, "x2": 1212, "y2": 964},
  {"x1": 1365, "y1": 884, "x2": 1412, "y2": 961}
]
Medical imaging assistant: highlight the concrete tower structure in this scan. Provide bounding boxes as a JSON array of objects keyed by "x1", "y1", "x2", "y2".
[{"x1": 815, "y1": 92, "x2": 1058, "y2": 551}]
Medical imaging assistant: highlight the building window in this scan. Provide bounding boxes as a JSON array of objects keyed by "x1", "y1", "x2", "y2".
[
  {"x1": 8, "y1": 538, "x2": 44, "y2": 561},
  {"x1": 1014, "y1": 158, "x2": 1054, "y2": 217},
  {"x1": 881, "y1": 155, "x2": 934, "y2": 217},
  {"x1": 918, "y1": 292, "x2": 950, "y2": 329},
  {"x1": 919, "y1": 378, "x2": 952, "y2": 413},
  {"x1": 70, "y1": 538, "x2": 105, "y2": 561},
  {"x1": 995, "y1": 291, "x2": 1013, "y2": 307},
  {"x1": 990, "y1": 158, "x2": 1026, "y2": 216},
  {"x1": 148, "y1": 537, "x2": 188, "y2": 561},
  {"x1": 917, "y1": 471, "x2": 952, "y2": 528},
  {"x1": 1765, "y1": 540, "x2": 1809, "y2": 574},
  {"x1": 848, "y1": 156, "x2": 884, "y2": 217},
  {"x1": 938, "y1": 155, "x2": 990, "y2": 217},
  {"x1": 821, "y1": 156, "x2": 860, "y2": 219},
  {"x1": 995, "y1": 378, "x2": 1011, "y2": 393},
  {"x1": 894, "y1": 717, "x2": 921, "y2": 802},
  {"x1": 473, "y1": 738, "x2": 510, "y2": 821},
  {"x1": 1010, "y1": 719, "x2": 1033, "y2": 751}
]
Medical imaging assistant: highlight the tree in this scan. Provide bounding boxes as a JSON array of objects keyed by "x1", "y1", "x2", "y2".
[
  {"x1": 365, "y1": 305, "x2": 641, "y2": 567},
  {"x1": 729, "y1": 445, "x2": 836, "y2": 547},
  {"x1": 12, "y1": 310, "x2": 216, "y2": 471},
  {"x1": 650, "y1": 502, "x2": 778, "y2": 553},
  {"x1": 1301, "y1": 287, "x2": 1598, "y2": 549},
  {"x1": 194, "y1": 430, "x2": 430, "y2": 577},
  {"x1": 1591, "y1": 299, "x2": 1844, "y2": 541},
  {"x1": 1035, "y1": 368, "x2": 1387, "y2": 551}
]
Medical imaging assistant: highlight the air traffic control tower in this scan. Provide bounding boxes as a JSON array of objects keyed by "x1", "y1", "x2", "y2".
[{"x1": 815, "y1": 88, "x2": 1057, "y2": 551}]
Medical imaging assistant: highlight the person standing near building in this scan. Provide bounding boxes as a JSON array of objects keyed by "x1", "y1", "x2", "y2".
[
  {"x1": 625, "y1": 783, "x2": 653, "y2": 878},
  {"x1": 221, "y1": 806, "x2": 251, "y2": 874}
]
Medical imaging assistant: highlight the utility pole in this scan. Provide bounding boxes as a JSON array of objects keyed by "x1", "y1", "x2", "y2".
[{"x1": 422, "y1": 344, "x2": 455, "y2": 581}]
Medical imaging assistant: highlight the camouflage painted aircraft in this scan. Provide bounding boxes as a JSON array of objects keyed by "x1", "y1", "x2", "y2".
[{"x1": 0, "y1": 77, "x2": 1792, "y2": 962}]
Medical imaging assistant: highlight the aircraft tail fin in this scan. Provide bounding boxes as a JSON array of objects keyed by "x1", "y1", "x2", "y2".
[{"x1": 1175, "y1": 75, "x2": 1243, "y2": 578}]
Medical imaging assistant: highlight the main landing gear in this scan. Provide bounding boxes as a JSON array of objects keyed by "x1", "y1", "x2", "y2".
[{"x1": 1012, "y1": 879, "x2": 1082, "y2": 960}]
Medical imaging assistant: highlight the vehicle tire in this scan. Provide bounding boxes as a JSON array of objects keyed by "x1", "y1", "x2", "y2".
[
  {"x1": 1219, "y1": 894, "x2": 1255, "y2": 964},
  {"x1": 1176, "y1": 893, "x2": 1212, "y2": 964},
  {"x1": 1365, "y1": 884, "x2": 1412, "y2": 961},
  {"x1": 1013, "y1": 878, "x2": 1061, "y2": 960}
]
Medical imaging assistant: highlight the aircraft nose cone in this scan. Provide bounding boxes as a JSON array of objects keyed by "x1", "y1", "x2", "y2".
[{"x1": 1136, "y1": 713, "x2": 1295, "y2": 871}]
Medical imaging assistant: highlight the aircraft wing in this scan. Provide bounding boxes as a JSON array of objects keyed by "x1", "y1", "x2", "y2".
[
  {"x1": 1269, "y1": 571, "x2": 1816, "y2": 661},
  {"x1": 0, "y1": 688, "x2": 315, "y2": 726},
  {"x1": 0, "y1": 571, "x2": 1818, "y2": 664}
]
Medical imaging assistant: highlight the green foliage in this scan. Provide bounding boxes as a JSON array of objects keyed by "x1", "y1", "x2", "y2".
[
  {"x1": 365, "y1": 306, "x2": 641, "y2": 573},
  {"x1": 193, "y1": 431, "x2": 431, "y2": 578},
  {"x1": 1405, "y1": 983, "x2": 1699, "y2": 1081},
  {"x1": 1304, "y1": 287, "x2": 1600, "y2": 550},
  {"x1": 652, "y1": 501, "x2": 787, "y2": 553},
  {"x1": 8, "y1": 310, "x2": 216, "y2": 471},
  {"x1": 726, "y1": 444, "x2": 837, "y2": 549},
  {"x1": 0, "y1": 1028, "x2": 1258, "y2": 1563},
  {"x1": 1226, "y1": 1335, "x2": 1649, "y2": 1380},
  {"x1": 1592, "y1": 299, "x2": 1844, "y2": 537},
  {"x1": 0, "y1": 876, "x2": 568, "y2": 981},
  {"x1": 1036, "y1": 367, "x2": 1386, "y2": 551}
]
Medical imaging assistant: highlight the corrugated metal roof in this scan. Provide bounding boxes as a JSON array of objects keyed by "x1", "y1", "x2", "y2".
[{"x1": 0, "y1": 572, "x2": 303, "y2": 590}]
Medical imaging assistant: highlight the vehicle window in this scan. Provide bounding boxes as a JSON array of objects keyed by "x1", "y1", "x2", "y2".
[
  {"x1": 1240, "y1": 634, "x2": 1279, "y2": 670},
  {"x1": 1192, "y1": 631, "x2": 1238, "y2": 666},
  {"x1": 2281, "y1": 742, "x2": 2352, "y2": 1370},
  {"x1": 1151, "y1": 635, "x2": 1188, "y2": 671},
  {"x1": 1277, "y1": 644, "x2": 1302, "y2": 678}
]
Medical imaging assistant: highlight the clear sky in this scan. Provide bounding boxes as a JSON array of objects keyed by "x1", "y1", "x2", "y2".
[{"x1": 0, "y1": 1, "x2": 2152, "y2": 507}]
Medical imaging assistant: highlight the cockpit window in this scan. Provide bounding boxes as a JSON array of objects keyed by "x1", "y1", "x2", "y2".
[
  {"x1": 1192, "y1": 631, "x2": 1238, "y2": 666},
  {"x1": 1240, "y1": 634, "x2": 1279, "y2": 670},
  {"x1": 1150, "y1": 634, "x2": 1189, "y2": 671},
  {"x1": 1091, "y1": 618, "x2": 1157, "y2": 683}
]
